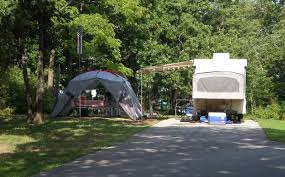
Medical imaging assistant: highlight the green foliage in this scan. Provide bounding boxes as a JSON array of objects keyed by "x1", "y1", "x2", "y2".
[
  {"x1": 49, "y1": 0, "x2": 79, "y2": 52},
  {"x1": 6, "y1": 68, "x2": 26, "y2": 113},
  {"x1": 0, "y1": 0, "x2": 16, "y2": 22},
  {"x1": 99, "y1": 0, "x2": 144, "y2": 25},
  {"x1": 88, "y1": 0, "x2": 147, "y2": 72},
  {"x1": 0, "y1": 70, "x2": 10, "y2": 109},
  {"x1": 43, "y1": 89, "x2": 55, "y2": 114},
  {"x1": 137, "y1": 0, "x2": 212, "y2": 111},
  {"x1": 246, "y1": 58, "x2": 274, "y2": 108},
  {"x1": 71, "y1": 14, "x2": 121, "y2": 61},
  {"x1": 0, "y1": 107, "x2": 15, "y2": 116},
  {"x1": 252, "y1": 101, "x2": 284, "y2": 120},
  {"x1": 69, "y1": 14, "x2": 133, "y2": 76},
  {"x1": 0, "y1": 67, "x2": 36, "y2": 114},
  {"x1": 0, "y1": 0, "x2": 285, "y2": 116}
]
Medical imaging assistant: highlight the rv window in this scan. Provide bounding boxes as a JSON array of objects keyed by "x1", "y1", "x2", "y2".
[{"x1": 197, "y1": 77, "x2": 239, "y2": 92}]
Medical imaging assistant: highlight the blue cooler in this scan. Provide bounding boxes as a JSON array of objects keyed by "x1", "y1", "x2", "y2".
[
  {"x1": 200, "y1": 116, "x2": 207, "y2": 123},
  {"x1": 208, "y1": 112, "x2": 227, "y2": 124}
]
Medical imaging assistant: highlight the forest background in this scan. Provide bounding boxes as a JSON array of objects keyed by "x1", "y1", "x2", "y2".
[{"x1": 0, "y1": 0, "x2": 284, "y2": 123}]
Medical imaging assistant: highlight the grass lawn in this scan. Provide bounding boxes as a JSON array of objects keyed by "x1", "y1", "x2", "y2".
[
  {"x1": 257, "y1": 119, "x2": 285, "y2": 143},
  {"x1": 0, "y1": 117, "x2": 159, "y2": 177}
]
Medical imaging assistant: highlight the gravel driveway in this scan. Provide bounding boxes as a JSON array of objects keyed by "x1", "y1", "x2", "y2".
[{"x1": 36, "y1": 119, "x2": 285, "y2": 177}]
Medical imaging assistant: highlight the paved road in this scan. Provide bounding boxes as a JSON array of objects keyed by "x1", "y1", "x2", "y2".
[{"x1": 36, "y1": 119, "x2": 285, "y2": 177}]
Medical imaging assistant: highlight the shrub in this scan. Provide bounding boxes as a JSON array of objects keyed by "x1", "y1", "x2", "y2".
[
  {"x1": 8, "y1": 68, "x2": 27, "y2": 113},
  {"x1": 0, "y1": 107, "x2": 15, "y2": 116},
  {"x1": 0, "y1": 67, "x2": 36, "y2": 114},
  {"x1": 281, "y1": 102, "x2": 285, "y2": 120},
  {"x1": 0, "y1": 67, "x2": 59, "y2": 115},
  {"x1": 43, "y1": 88, "x2": 56, "y2": 114},
  {"x1": 0, "y1": 70, "x2": 10, "y2": 109},
  {"x1": 252, "y1": 102, "x2": 283, "y2": 120}
]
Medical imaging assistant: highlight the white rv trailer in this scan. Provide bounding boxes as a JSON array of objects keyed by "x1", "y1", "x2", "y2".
[{"x1": 192, "y1": 53, "x2": 247, "y2": 117}]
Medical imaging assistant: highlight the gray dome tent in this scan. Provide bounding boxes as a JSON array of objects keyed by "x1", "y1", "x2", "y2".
[{"x1": 50, "y1": 70, "x2": 143, "y2": 120}]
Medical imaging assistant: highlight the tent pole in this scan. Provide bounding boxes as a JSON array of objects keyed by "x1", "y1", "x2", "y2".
[{"x1": 140, "y1": 71, "x2": 143, "y2": 118}]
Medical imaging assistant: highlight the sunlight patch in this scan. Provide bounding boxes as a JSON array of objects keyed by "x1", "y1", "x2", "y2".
[{"x1": 0, "y1": 135, "x2": 36, "y2": 153}]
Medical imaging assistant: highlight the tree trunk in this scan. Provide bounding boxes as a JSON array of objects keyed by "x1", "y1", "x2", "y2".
[
  {"x1": 33, "y1": 14, "x2": 45, "y2": 124},
  {"x1": 47, "y1": 49, "x2": 55, "y2": 90},
  {"x1": 21, "y1": 50, "x2": 33, "y2": 122},
  {"x1": 33, "y1": 50, "x2": 44, "y2": 124}
]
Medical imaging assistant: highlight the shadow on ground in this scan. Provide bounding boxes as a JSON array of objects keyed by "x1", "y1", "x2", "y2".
[
  {"x1": 35, "y1": 120, "x2": 285, "y2": 177},
  {"x1": 0, "y1": 117, "x2": 149, "y2": 177}
]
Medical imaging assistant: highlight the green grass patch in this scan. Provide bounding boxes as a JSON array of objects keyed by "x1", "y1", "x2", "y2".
[
  {"x1": 0, "y1": 117, "x2": 157, "y2": 177},
  {"x1": 258, "y1": 119, "x2": 285, "y2": 143}
]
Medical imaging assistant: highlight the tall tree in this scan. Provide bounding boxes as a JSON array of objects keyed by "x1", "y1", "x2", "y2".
[
  {"x1": 25, "y1": 0, "x2": 56, "y2": 124},
  {"x1": 138, "y1": 0, "x2": 211, "y2": 111}
]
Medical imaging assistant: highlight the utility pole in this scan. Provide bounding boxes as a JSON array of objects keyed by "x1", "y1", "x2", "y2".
[
  {"x1": 76, "y1": 3, "x2": 84, "y2": 118},
  {"x1": 77, "y1": 26, "x2": 83, "y2": 117}
]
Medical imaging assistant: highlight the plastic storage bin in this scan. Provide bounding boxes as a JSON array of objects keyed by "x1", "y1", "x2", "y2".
[{"x1": 208, "y1": 112, "x2": 227, "y2": 124}]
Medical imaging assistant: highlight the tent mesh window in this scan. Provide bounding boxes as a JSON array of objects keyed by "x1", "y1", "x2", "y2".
[{"x1": 197, "y1": 77, "x2": 239, "y2": 92}]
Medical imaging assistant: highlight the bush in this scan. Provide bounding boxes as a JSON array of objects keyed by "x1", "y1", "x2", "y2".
[
  {"x1": 0, "y1": 67, "x2": 36, "y2": 114},
  {"x1": 252, "y1": 102, "x2": 283, "y2": 120},
  {"x1": 43, "y1": 88, "x2": 56, "y2": 113},
  {"x1": 0, "y1": 107, "x2": 15, "y2": 116},
  {"x1": 0, "y1": 67, "x2": 59, "y2": 115},
  {"x1": 281, "y1": 102, "x2": 285, "y2": 120},
  {"x1": 0, "y1": 71, "x2": 11, "y2": 109},
  {"x1": 8, "y1": 68, "x2": 27, "y2": 113}
]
